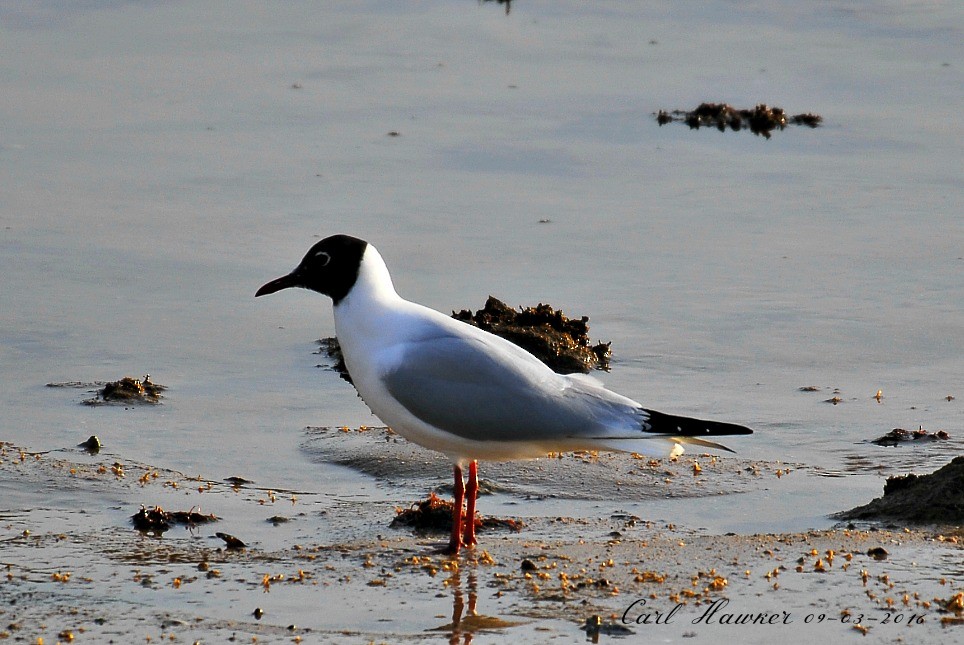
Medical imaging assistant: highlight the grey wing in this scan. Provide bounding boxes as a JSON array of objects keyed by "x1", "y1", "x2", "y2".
[{"x1": 380, "y1": 333, "x2": 644, "y2": 443}]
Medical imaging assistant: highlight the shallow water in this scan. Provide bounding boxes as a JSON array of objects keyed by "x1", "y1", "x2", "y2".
[{"x1": 0, "y1": 1, "x2": 962, "y2": 641}]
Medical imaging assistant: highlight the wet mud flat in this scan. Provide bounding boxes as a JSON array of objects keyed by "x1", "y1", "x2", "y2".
[
  {"x1": 836, "y1": 456, "x2": 964, "y2": 524},
  {"x1": 1, "y1": 438, "x2": 962, "y2": 644},
  {"x1": 302, "y1": 426, "x2": 779, "y2": 502}
]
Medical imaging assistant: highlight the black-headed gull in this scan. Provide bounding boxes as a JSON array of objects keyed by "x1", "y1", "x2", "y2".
[{"x1": 256, "y1": 235, "x2": 752, "y2": 554}]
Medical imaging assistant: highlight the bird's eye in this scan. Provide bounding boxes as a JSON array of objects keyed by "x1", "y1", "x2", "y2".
[{"x1": 314, "y1": 251, "x2": 331, "y2": 266}]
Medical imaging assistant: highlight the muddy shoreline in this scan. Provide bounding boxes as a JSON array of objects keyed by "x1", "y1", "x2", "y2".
[{"x1": 2, "y1": 438, "x2": 961, "y2": 644}]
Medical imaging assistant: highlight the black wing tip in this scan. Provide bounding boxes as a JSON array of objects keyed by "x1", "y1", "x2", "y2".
[{"x1": 643, "y1": 409, "x2": 753, "y2": 437}]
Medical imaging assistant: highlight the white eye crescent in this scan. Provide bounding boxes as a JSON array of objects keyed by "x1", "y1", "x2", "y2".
[{"x1": 314, "y1": 251, "x2": 331, "y2": 266}]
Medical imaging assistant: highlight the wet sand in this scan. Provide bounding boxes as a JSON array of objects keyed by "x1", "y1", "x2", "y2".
[{"x1": 2, "y1": 436, "x2": 961, "y2": 644}]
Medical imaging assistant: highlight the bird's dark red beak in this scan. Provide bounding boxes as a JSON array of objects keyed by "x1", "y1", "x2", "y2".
[{"x1": 255, "y1": 272, "x2": 301, "y2": 297}]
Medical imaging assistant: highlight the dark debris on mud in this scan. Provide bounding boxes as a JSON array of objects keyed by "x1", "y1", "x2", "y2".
[
  {"x1": 836, "y1": 456, "x2": 964, "y2": 524},
  {"x1": 78, "y1": 435, "x2": 102, "y2": 454},
  {"x1": 656, "y1": 103, "x2": 822, "y2": 139},
  {"x1": 82, "y1": 375, "x2": 165, "y2": 406},
  {"x1": 453, "y1": 296, "x2": 611, "y2": 374},
  {"x1": 215, "y1": 531, "x2": 247, "y2": 549},
  {"x1": 870, "y1": 427, "x2": 950, "y2": 446},
  {"x1": 389, "y1": 492, "x2": 523, "y2": 535},
  {"x1": 132, "y1": 505, "x2": 218, "y2": 535}
]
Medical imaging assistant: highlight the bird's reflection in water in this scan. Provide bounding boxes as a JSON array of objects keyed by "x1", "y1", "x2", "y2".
[{"x1": 428, "y1": 566, "x2": 518, "y2": 644}]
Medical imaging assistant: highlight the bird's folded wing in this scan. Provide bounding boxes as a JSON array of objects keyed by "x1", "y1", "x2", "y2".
[{"x1": 380, "y1": 334, "x2": 642, "y2": 444}]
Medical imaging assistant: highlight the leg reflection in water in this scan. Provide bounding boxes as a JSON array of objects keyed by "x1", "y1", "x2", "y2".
[{"x1": 429, "y1": 566, "x2": 518, "y2": 644}]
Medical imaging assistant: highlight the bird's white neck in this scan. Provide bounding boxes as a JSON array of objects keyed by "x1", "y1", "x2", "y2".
[{"x1": 333, "y1": 244, "x2": 401, "y2": 327}]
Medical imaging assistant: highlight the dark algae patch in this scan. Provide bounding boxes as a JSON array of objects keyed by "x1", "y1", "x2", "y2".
[
  {"x1": 83, "y1": 375, "x2": 165, "y2": 405},
  {"x1": 656, "y1": 103, "x2": 823, "y2": 139},
  {"x1": 319, "y1": 296, "x2": 611, "y2": 382},
  {"x1": 870, "y1": 427, "x2": 950, "y2": 446},
  {"x1": 47, "y1": 375, "x2": 165, "y2": 405},
  {"x1": 78, "y1": 435, "x2": 102, "y2": 454},
  {"x1": 132, "y1": 505, "x2": 218, "y2": 535},
  {"x1": 390, "y1": 492, "x2": 523, "y2": 535},
  {"x1": 215, "y1": 531, "x2": 247, "y2": 549},
  {"x1": 97, "y1": 375, "x2": 164, "y2": 404},
  {"x1": 452, "y1": 296, "x2": 611, "y2": 374},
  {"x1": 836, "y1": 456, "x2": 964, "y2": 523}
]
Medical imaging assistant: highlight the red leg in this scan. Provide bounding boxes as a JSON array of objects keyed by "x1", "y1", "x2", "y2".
[
  {"x1": 462, "y1": 460, "x2": 478, "y2": 548},
  {"x1": 445, "y1": 463, "x2": 464, "y2": 555}
]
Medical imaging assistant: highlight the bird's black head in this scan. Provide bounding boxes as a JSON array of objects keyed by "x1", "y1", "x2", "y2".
[{"x1": 255, "y1": 234, "x2": 369, "y2": 305}]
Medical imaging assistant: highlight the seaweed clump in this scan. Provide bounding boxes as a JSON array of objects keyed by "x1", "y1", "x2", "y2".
[
  {"x1": 84, "y1": 375, "x2": 164, "y2": 406},
  {"x1": 871, "y1": 427, "x2": 950, "y2": 446},
  {"x1": 389, "y1": 493, "x2": 522, "y2": 535},
  {"x1": 835, "y1": 456, "x2": 964, "y2": 524},
  {"x1": 78, "y1": 435, "x2": 102, "y2": 454},
  {"x1": 452, "y1": 296, "x2": 611, "y2": 374},
  {"x1": 132, "y1": 505, "x2": 218, "y2": 535},
  {"x1": 656, "y1": 103, "x2": 822, "y2": 139}
]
